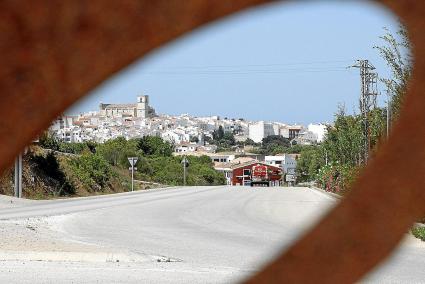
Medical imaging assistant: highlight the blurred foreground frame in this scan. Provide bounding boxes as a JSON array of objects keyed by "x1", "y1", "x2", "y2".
[{"x1": 0, "y1": 0, "x2": 424, "y2": 283}]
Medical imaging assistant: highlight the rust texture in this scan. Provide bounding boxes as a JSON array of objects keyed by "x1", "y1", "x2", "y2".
[{"x1": 0, "y1": 1, "x2": 424, "y2": 283}]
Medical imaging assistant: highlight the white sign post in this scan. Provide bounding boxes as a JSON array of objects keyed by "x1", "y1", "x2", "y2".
[
  {"x1": 285, "y1": 174, "x2": 296, "y2": 186},
  {"x1": 128, "y1": 157, "x2": 138, "y2": 192},
  {"x1": 181, "y1": 157, "x2": 189, "y2": 186}
]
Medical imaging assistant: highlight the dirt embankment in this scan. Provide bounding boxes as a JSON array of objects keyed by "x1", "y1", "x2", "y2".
[{"x1": 0, "y1": 146, "x2": 149, "y2": 199}]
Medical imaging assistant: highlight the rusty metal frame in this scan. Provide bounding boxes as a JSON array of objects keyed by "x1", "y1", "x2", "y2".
[{"x1": 0, "y1": 1, "x2": 424, "y2": 283}]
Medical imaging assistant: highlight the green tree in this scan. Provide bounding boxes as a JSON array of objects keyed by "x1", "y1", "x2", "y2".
[
  {"x1": 244, "y1": 138, "x2": 257, "y2": 146},
  {"x1": 96, "y1": 137, "x2": 139, "y2": 167},
  {"x1": 368, "y1": 107, "x2": 387, "y2": 153},
  {"x1": 38, "y1": 131, "x2": 59, "y2": 151},
  {"x1": 299, "y1": 26, "x2": 412, "y2": 194},
  {"x1": 374, "y1": 26, "x2": 412, "y2": 121},
  {"x1": 213, "y1": 126, "x2": 225, "y2": 140},
  {"x1": 58, "y1": 142, "x2": 89, "y2": 154},
  {"x1": 137, "y1": 136, "x2": 173, "y2": 157},
  {"x1": 254, "y1": 135, "x2": 290, "y2": 155},
  {"x1": 211, "y1": 126, "x2": 236, "y2": 151},
  {"x1": 222, "y1": 132, "x2": 235, "y2": 145},
  {"x1": 136, "y1": 155, "x2": 225, "y2": 186},
  {"x1": 85, "y1": 141, "x2": 98, "y2": 153},
  {"x1": 323, "y1": 108, "x2": 363, "y2": 166},
  {"x1": 296, "y1": 146, "x2": 325, "y2": 182},
  {"x1": 70, "y1": 153, "x2": 112, "y2": 190},
  {"x1": 286, "y1": 144, "x2": 304, "y2": 154},
  {"x1": 190, "y1": 136, "x2": 199, "y2": 143}
]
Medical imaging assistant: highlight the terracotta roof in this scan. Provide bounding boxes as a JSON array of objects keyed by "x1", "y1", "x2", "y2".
[
  {"x1": 213, "y1": 162, "x2": 232, "y2": 170},
  {"x1": 231, "y1": 160, "x2": 284, "y2": 170}
]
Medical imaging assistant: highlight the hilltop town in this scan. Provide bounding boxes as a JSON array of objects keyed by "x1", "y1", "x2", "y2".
[
  {"x1": 50, "y1": 95, "x2": 328, "y2": 150},
  {"x1": 47, "y1": 95, "x2": 328, "y2": 186}
]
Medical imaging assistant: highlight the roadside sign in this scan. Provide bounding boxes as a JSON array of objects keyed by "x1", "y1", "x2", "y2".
[
  {"x1": 286, "y1": 174, "x2": 296, "y2": 182},
  {"x1": 181, "y1": 156, "x2": 189, "y2": 186},
  {"x1": 181, "y1": 157, "x2": 189, "y2": 167},
  {"x1": 128, "y1": 157, "x2": 138, "y2": 166},
  {"x1": 127, "y1": 157, "x2": 138, "y2": 192}
]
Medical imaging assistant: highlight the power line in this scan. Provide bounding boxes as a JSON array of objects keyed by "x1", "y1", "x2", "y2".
[
  {"x1": 146, "y1": 59, "x2": 354, "y2": 70},
  {"x1": 136, "y1": 67, "x2": 356, "y2": 76}
]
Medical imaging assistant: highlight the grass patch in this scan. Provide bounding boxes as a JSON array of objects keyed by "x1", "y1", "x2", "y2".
[{"x1": 412, "y1": 226, "x2": 425, "y2": 241}]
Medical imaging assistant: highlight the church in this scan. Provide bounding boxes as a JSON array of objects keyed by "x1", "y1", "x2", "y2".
[{"x1": 99, "y1": 95, "x2": 156, "y2": 119}]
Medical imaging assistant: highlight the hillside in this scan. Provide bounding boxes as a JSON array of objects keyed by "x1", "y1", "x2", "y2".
[
  {"x1": 0, "y1": 135, "x2": 227, "y2": 200},
  {"x1": 0, "y1": 146, "x2": 153, "y2": 199}
]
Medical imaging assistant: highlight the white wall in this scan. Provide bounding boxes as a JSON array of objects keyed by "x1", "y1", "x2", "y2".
[
  {"x1": 249, "y1": 121, "x2": 277, "y2": 143},
  {"x1": 265, "y1": 156, "x2": 285, "y2": 166},
  {"x1": 308, "y1": 123, "x2": 328, "y2": 143},
  {"x1": 248, "y1": 122, "x2": 265, "y2": 143},
  {"x1": 282, "y1": 154, "x2": 297, "y2": 175}
]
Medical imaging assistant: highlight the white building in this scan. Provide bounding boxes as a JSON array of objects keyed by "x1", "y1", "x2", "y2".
[
  {"x1": 308, "y1": 123, "x2": 328, "y2": 143},
  {"x1": 213, "y1": 157, "x2": 257, "y2": 186},
  {"x1": 50, "y1": 116, "x2": 75, "y2": 131},
  {"x1": 265, "y1": 155, "x2": 285, "y2": 167},
  {"x1": 213, "y1": 163, "x2": 233, "y2": 185},
  {"x1": 56, "y1": 126, "x2": 83, "y2": 143},
  {"x1": 248, "y1": 121, "x2": 277, "y2": 143},
  {"x1": 296, "y1": 131, "x2": 318, "y2": 145},
  {"x1": 265, "y1": 154, "x2": 299, "y2": 175},
  {"x1": 161, "y1": 129, "x2": 189, "y2": 144},
  {"x1": 210, "y1": 154, "x2": 236, "y2": 163},
  {"x1": 99, "y1": 95, "x2": 156, "y2": 119},
  {"x1": 282, "y1": 154, "x2": 298, "y2": 175},
  {"x1": 175, "y1": 142, "x2": 198, "y2": 153}
]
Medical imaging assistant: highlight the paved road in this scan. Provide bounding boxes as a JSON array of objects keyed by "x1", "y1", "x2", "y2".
[{"x1": 0, "y1": 186, "x2": 424, "y2": 283}]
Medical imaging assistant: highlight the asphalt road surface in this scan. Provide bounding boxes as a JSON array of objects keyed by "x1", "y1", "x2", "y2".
[{"x1": 0, "y1": 186, "x2": 424, "y2": 283}]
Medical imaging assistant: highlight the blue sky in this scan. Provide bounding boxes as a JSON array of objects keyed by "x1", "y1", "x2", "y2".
[{"x1": 67, "y1": 1, "x2": 402, "y2": 125}]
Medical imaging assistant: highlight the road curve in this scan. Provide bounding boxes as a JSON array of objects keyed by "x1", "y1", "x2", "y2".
[{"x1": 0, "y1": 186, "x2": 423, "y2": 283}]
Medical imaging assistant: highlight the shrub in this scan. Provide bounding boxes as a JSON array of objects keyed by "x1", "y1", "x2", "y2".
[
  {"x1": 137, "y1": 136, "x2": 174, "y2": 157},
  {"x1": 96, "y1": 137, "x2": 137, "y2": 168},
  {"x1": 31, "y1": 152, "x2": 75, "y2": 196},
  {"x1": 38, "y1": 132, "x2": 59, "y2": 151},
  {"x1": 316, "y1": 163, "x2": 360, "y2": 195},
  {"x1": 96, "y1": 137, "x2": 138, "y2": 167},
  {"x1": 58, "y1": 142, "x2": 89, "y2": 154},
  {"x1": 70, "y1": 153, "x2": 112, "y2": 190},
  {"x1": 136, "y1": 155, "x2": 226, "y2": 186},
  {"x1": 412, "y1": 227, "x2": 425, "y2": 241}
]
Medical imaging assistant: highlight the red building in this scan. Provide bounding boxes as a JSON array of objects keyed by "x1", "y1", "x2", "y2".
[{"x1": 231, "y1": 161, "x2": 283, "y2": 186}]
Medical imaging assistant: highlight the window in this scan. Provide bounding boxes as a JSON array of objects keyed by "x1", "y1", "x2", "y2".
[{"x1": 243, "y1": 169, "x2": 251, "y2": 176}]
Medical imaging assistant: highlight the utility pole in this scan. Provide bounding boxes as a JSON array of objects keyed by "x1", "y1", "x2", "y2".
[
  {"x1": 14, "y1": 152, "x2": 23, "y2": 198},
  {"x1": 350, "y1": 60, "x2": 379, "y2": 164},
  {"x1": 128, "y1": 157, "x2": 138, "y2": 192}
]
